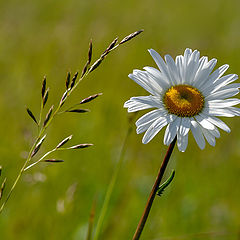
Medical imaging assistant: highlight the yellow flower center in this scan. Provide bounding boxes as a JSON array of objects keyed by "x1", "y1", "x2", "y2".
[{"x1": 163, "y1": 85, "x2": 204, "y2": 117}]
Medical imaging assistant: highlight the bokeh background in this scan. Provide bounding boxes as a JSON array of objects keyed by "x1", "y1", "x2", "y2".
[{"x1": 0, "y1": 0, "x2": 240, "y2": 239}]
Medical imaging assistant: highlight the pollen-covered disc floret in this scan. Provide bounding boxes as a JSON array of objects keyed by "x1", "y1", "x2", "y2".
[
  {"x1": 124, "y1": 48, "x2": 240, "y2": 152},
  {"x1": 164, "y1": 85, "x2": 204, "y2": 117}
]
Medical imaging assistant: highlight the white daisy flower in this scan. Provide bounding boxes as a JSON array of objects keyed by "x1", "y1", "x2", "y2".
[{"x1": 124, "y1": 48, "x2": 240, "y2": 152}]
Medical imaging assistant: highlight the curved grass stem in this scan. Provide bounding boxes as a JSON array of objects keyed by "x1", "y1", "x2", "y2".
[{"x1": 93, "y1": 124, "x2": 133, "y2": 240}]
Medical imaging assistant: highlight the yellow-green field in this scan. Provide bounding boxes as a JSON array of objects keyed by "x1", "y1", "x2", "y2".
[{"x1": 0, "y1": 0, "x2": 240, "y2": 239}]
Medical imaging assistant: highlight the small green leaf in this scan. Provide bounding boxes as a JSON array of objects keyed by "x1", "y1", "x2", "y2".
[{"x1": 157, "y1": 170, "x2": 175, "y2": 197}]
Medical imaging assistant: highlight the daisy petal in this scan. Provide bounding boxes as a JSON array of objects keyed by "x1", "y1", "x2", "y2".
[
  {"x1": 124, "y1": 96, "x2": 162, "y2": 112},
  {"x1": 177, "y1": 131, "x2": 189, "y2": 152},
  {"x1": 129, "y1": 70, "x2": 162, "y2": 95},
  {"x1": 183, "y1": 48, "x2": 192, "y2": 65},
  {"x1": 148, "y1": 49, "x2": 173, "y2": 84},
  {"x1": 208, "y1": 64, "x2": 229, "y2": 83},
  {"x1": 207, "y1": 74, "x2": 238, "y2": 95},
  {"x1": 199, "y1": 113, "x2": 230, "y2": 133},
  {"x1": 137, "y1": 118, "x2": 159, "y2": 134},
  {"x1": 179, "y1": 117, "x2": 191, "y2": 136},
  {"x1": 201, "y1": 128, "x2": 216, "y2": 146},
  {"x1": 194, "y1": 58, "x2": 217, "y2": 88},
  {"x1": 143, "y1": 67, "x2": 170, "y2": 89},
  {"x1": 175, "y1": 55, "x2": 184, "y2": 84},
  {"x1": 185, "y1": 50, "x2": 200, "y2": 85},
  {"x1": 165, "y1": 54, "x2": 180, "y2": 85},
  {"x1": 206, "y1": 88, "x2": 239, "y2": 100},
  {"x1": 136, "y1": 109, "x2": 167, "y2": 127},
  {"x1": 195, "y1": 115, "x2": 215, "y2": 130},
  {"x1": 190, "y1": 119, "x2": 206, "y2": 149},
  {"x1": 164, "y1": 117, "x2": 180, "y2": 145},
  {"x1": 203, "y1": 107, "x2": 236, "y2": 117},
  {"x1": 208, "y1": 127, "x2": 220, "y2": 138},
  {"x1": 227, "y1": 107, "x2": 240, "y2": 116},
  {"x1": 206, "y1": 98, "x2": 240, "y2": 108},
  {"x1": 142, "y1": 117, "x2": 169, "y2": 144}
]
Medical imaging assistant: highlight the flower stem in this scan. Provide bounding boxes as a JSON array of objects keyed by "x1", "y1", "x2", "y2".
[{"x1": 132, "y1": 136, "x2": 177, "y2": 240}]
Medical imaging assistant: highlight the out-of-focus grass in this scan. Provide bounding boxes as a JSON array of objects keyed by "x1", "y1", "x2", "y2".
[{"x1": 0, "y1": 0, "x2": 240, "y2": 239}]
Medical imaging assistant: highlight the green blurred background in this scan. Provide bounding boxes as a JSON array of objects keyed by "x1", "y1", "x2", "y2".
[{"x1": 0, "y1": 0, "x2": 240, "y2": 239}]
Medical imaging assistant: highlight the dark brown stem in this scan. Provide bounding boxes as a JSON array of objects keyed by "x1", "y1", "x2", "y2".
[{"x1": 132, "y1": 137, "x2": 177, "y2": 240}]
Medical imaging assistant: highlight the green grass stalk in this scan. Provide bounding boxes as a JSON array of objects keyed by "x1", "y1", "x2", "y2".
[{"x1": 93, "y1": 123, "x2": 133, "y2": 240}]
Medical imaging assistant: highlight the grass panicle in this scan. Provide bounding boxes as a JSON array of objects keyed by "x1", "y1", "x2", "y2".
[{"x1": 0, "y1": 30, "x2": 143, "y2": 214}]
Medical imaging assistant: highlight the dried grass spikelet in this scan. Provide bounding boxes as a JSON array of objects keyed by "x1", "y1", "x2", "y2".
[
  {"x1": 56, "y1": 135, "x2": 73, "y2": 149},
  {"x1": 44, "y1": 159, "x2": 64, "y2": 163},
  {"x1": 26, "y1": 108, "x2": 38, "y2": 125},
  {"x1": 79, "y1": 93, "x2": 102, "y2": 104},
  {"x1": 69, "y1": 143, "x2": 93, "y2": 149},
  {"x1": 0, "y1": 178, "x2": 6, "y2": 200},
  {"x1": 65, "y1": 72, "x2": 71, "y2": 89},
  {"x1": 43, "y1": 105, "x2": 54, "y2": 127},
  {"x1": 31, "y1": 135, "x2": 46, "y2": 157},
  {"x1": 66, "y1": 109, "x2": 90, "y2": 113},
  {"x1": 41, "y1": 76, "x2": 47, "y2": 98}
]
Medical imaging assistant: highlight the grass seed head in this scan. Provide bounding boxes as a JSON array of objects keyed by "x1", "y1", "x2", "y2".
[
  {"x1": 66, "y1": 72, "x2": 71, "y2": 89},
  {"x1": 0, "y1": 178, "x2": 6, "y2": 200},
  {"x1": 41, "y1": 76, "x2": 47, "y2": 98},
  {"x1": 56, "y1": 135, "x2": 73, "y2": 149},
  {"x1": 31, "y1": 135, "x2": 47, "y2": 157},
  {"x1": 88, "y1": 39, "x2": 93, "y2": 64},
  {"x1": 69, "y1": 143, "x2": 93, "y2": 149},
  {"x1": 43, "y1": 105, "x2": 54, "y2": 127},
  {"x1": 44, "y1": 159, "x2": 64, "y2": 163},
  {"x1": 70, "y1": 72, "x2": 79, "y2": 89},
  {"x1": 119, "y1": 29, "x2": 144, "y2": 45},
  {"x1": 80, "y1": 93, "x2": 102, "y2": 104},
  {"x1": 43, "y1": 88, "x2": 49, "y2": 108},
  {"x1": 66, "y1": 109, "x2": 90, "y2": 113},
  {"x1": 26, "y1": 108, "x2": 38, "y2": 125},
  {"x1": 102, "y1": 37, "x2": 118, "y2": 57}
]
